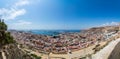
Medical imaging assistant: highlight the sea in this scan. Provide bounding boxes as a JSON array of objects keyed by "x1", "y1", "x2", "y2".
[{"x1": 21, "y1": 30, "x2": 80, "y2": 36}]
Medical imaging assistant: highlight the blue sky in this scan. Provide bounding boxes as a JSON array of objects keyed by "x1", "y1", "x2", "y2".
[{"x1": 0, "y1": 0, "x2": 120, "y2": 30}]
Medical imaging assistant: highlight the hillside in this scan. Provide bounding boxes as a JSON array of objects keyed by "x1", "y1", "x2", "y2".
[{"x1": 0, "y1": 19, "x2": 35, "y2": 59}]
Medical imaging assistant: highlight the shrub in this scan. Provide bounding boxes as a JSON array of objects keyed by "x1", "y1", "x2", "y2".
[{"x1": 31, "y1": 54, "x2": 41, "y2": 59}]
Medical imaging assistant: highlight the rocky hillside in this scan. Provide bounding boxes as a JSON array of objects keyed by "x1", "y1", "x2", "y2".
[
  {"x1": 82, "y1": 26, "x2": 120, "y2": 33},
  {"x1": 0, "y1": 19, "x2": 35, "y2": 59},
  {"x1": 0, "y1": 44, "x2": 34, "y2": 59}
]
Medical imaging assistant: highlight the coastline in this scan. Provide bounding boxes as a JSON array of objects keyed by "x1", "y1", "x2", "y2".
[{"x1": 9, "y1": 26, "x2": 120, "y2": 59}]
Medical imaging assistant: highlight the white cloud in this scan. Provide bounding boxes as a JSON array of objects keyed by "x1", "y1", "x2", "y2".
[
  {"x1": 13, "y1": 20, "x2": 32, "y2": 26},
  {"x1": 14, "y1": 0, "x2": 29, "y2": 7},
  {"x1": 0, "y1": 8, "x2": 26, "y2": 20},
  {"x1": 0, "y1": 0, "x2": 37, "y2": 29},
  {"x1": 101, "y1": 22, "x2": 119, "y2": 26},
  {"x1": 9, "y1": 20, "x2": 32, "y2": 29},
  {"x1": 0, "y1": 0, "x2": 34, "y2": 30},
  {"x1": 0, "y1": 0, "x2": 30, "y2": 20}
]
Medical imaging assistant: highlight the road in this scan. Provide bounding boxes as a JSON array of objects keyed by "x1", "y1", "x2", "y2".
[
  {"x1": 108, "y1": 42, "x2": 120, "y2": 59},
  {"x1": 92, "y1": 38, "x2": 120, "y2": 59}
]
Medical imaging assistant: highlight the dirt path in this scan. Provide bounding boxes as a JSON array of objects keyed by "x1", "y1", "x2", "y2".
[
  {"x1": 17, "y1": 45, "x2": 48, "y2": 59},
  {"x1": 50, "y1": 45, "x2": 95, "y2": 59},
  {"x1": 1, "y1": 51, "x2": 6, "y2": 59},
  {"x1": 108, "y1": 42, "x2": 120, "y2": 59}
]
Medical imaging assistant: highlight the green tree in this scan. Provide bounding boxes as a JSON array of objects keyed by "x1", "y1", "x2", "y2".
[
  {"x1": 0, "y1": 19, "x2": 7, "y2": 31},
  {"x1": 0, "y1": 19, "x2": 15, "y2": 47}
]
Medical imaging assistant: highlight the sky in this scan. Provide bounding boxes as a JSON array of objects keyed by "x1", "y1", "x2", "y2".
[{"x1": 0, "y1": 0, "x2": 120, "y2": 30}]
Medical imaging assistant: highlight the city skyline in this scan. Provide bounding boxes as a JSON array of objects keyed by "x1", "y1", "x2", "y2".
[{"x1": 0, "y1": 0, "x2": 120, "y2": 30}]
